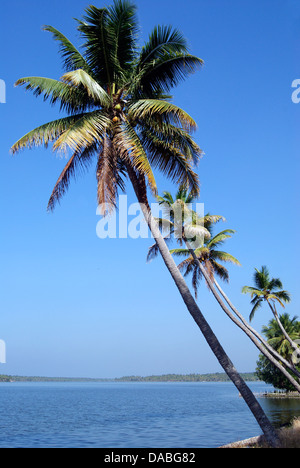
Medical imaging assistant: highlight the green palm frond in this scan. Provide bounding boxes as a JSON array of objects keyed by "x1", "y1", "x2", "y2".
[
  {"x1": 249, "y1": 298, "x2": 263, "y2": 322},
  {"x1": 11, "y1": 115, "x2": 87, "y2": 154},
  {"x1": 207, "y1": 229, "x2": 236, "y2": 248},
  {"x1": 43, "y1": 25, "x2": 92, "y2": 73},
  {"x1": 253, "y1": 265, "x2": 270, "y2": 290},
  {"x1": 133, "y1": 25, "x2": 203, "y2": 96},
  {"x1": 47, "y1": 142, "x2": 98, "y2": 211},
  {"x1": 15, "y1": 76, "x2": 92, "y2": 113},
  {"x1": 61, "y1": 69, "x2": 111, "y2": 107},
  {"x1": 141, "y1": 130, "x2": 200, "y2": 196},
  {"x1": 106, "y1": 0, "x2": 139, "y2": 75},
  {"x1": 76, "y1": 6, "x2": 116, "y2": 89},
  {"x1": 147, "y1": 234, "x2": 172, "y2": 263},
  {"x1": 52, "y1": 111, "x2": 109, "y2": 154},
  {"x1": 141, "y1": 120, "x2": 203, "y2": 166},
  {"x1": 128, "y1": 99, "x2": 197, "y2": 132},
  {"x1": 138, "y1": 25, "x2": 189, "y2": 67},
  {"x1": 210, "y1": 250, "x2": 241, "y2": 266},
  {"x1": 211, "y1": 261, "x2": 230, "y2": 283},
  {"x1": 274, "y1": 290, "x2": 291, "y2": 303},
  {"x1": 268, "y1": 277, "x2": 284, "y2": 291},
  {"x1": 114, "y1": 119, "x2": 157, "y2": 195},
  {"x1": 136, "y1": 54, "x2": 203, "y2": 97},
  {"x1": 241, "y1": 285, "x2": 262, "y2": 297},
  {"x1": 170, "y1": 248, "x2": 191, "y2": 257}
]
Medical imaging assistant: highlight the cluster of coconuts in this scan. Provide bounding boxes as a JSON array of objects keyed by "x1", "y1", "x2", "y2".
[{"x1": 112, "y1": 103, "x2": 122, "y2": 123}]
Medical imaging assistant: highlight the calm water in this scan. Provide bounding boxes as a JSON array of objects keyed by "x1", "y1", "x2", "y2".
[{"x1": 0, "y1": 381, "x2": 299, "y2": 448}]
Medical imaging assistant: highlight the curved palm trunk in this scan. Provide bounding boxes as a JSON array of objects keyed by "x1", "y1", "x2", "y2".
[
  {"x1": 214, "y1": 279, "x2": 300, "y2": 381},
  {"x1": 127, "y1": 170, "x2": 280, "y2": 448},
  {"x1": 268, "y1": 302, "x2": 300, "y2": 353},
  {"x1": 183, "y1": 240, "x2": 300, "y2": 393}
]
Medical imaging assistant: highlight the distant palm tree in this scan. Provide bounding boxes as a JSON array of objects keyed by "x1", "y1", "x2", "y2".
[
  {"x1": 262, "y1": 314, "x2": 300, "y2": 365},
  {"x1": 242, "y1": 266, "x2": 299, "y2": 352},
  {"x1": 171, "y1": 229, "x2": 241, "y2": 298},
  {"x1": 11, "y1": 1, "x2": 280, "y2": 446}
]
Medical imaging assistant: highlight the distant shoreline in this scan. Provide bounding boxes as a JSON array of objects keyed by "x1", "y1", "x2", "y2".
[{"x1": 0, "y1": 372, "x2": 259, "y2": 383}]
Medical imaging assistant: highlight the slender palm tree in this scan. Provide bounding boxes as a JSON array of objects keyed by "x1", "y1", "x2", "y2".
[
  {"x1": 11, "y1": 1, "x2": 280, "y2": 446},
  {"x1": 242, "y1": 266, "x2": 299, "y2": 352}
]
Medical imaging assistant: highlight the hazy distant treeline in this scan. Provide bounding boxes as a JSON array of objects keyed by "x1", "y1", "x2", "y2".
[{"x1": 0, "y1": 373, "x2": 258, "y2": 383}]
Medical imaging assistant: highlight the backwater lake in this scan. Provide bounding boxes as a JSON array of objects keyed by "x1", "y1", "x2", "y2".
[{"x1": 0, "y1": 381, "x2": 299, "y2": 448}]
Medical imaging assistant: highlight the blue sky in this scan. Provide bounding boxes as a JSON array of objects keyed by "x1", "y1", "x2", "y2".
[{"x1": 0, "y1": 0, "x2": 299, "y2": 378}]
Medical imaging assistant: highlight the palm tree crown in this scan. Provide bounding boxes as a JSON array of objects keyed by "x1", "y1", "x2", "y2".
[
  {"x1": 147, "y1": 188, "x2": 240, "y2": 297},
  {"x1": 11, "y1": 0, "x2": 204, "y2": 212},
  {"x1": 242, "y1": 265, "x2": 291, "y2": 322}
]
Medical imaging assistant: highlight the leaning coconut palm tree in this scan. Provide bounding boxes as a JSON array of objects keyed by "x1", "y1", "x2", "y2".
[
  {"x1": 242, "y1": 266, "x2": 298, "y2": 353},
  {"x1": 11, "y1": 1, "x2": 280, "y2": 446}
]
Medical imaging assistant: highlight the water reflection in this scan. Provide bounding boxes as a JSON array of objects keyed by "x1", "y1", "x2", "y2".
[{"x1": 259, "y1": 397, "x2": 300, "y2": 428}]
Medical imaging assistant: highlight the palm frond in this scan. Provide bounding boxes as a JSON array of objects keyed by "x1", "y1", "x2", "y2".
[
  {"x1": 11, "y1": 115, "x2": 86, "y2": 154},
  {"x1": 47, "y1": 142, "x2": 97, "y2": 211},
  {"x1": 206, "y1": 229, "x2": 236, "y2": 248},
  {"x1": 128, "y1": 99, "x2": 197, "y2": 132},
  {"x1": 76, "y1": 6, "x2": 116, "y2": 89},
  {"x1": 274, "y1": 290, "x2": 291, "y2": 303},
  {"x1": 141, "y1": 129, "x2": 200, "y2": 196},
  {"x1": 268, "y1": 277, "x2": 283, "y2": 291},
  {"x1": 136, "y1": 54, "x2": 203, "y2": 96},
  {"x1": 254, "y1": 266, "x2": 270, "y2": 290},
  {"x1": 53, "y1": 111, "x2": 109, "y2": 154},
  {"x1": 147, "y1": 235, "x2": 172, "y2": 263},
  {"x1": 210, "y1": 251, "x2": 241, "y2": 266},
  {"x1": 249, "y1": 298, "x2": 263, "y2": 322},
  {"x1": 107, "y1": 0, "x2": 139, "y2": 75},
  {"x1": 15, "y1": 76, "x2": 92, "y2": 113},
  {"x1": 141, "y1": 119, "x2": 203, "y2": 166},
  {"x1": 138, "y1": 25, "x2": 189, "y2": 67},
  {"x1": 43, "y1": 25, "x2": 92, "y2": 73},
  {"x1": 133, "y1": 25, "x2": 203, "y2": 96},
  {"x1": 211, "y1": 261, "x2": 229, "y2": 283},
  {"x1": 170, "y1": 247, "x2": 190, "y2": 257},
  {"x1": 114, "y1": 119, "x2": 157, "y2": 195},
  {"x1": 61, "y1": 69, "x2": 111, "y2": 107},
  {"x1": 241, "y1": 285, "x2": 262, "y2": 296}
]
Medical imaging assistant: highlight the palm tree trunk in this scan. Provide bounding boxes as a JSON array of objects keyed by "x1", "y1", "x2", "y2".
[
  {"x1": 268, "y1": 302, "x2": 300, "y2": 353},
  {"x1": 126, "y1": 169, "x2": 280, "y2": 448},
  {"x1": 214, "y1": 279, "x2": 300, "y2": 380},
  {"x1": 182, "y1": 240, "x2": 300, "y2": 393}
]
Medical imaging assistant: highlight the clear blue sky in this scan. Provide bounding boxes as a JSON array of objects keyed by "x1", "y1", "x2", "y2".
[{"x1": 0, "y1": 0, "x2": 299, "y2": 378}]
